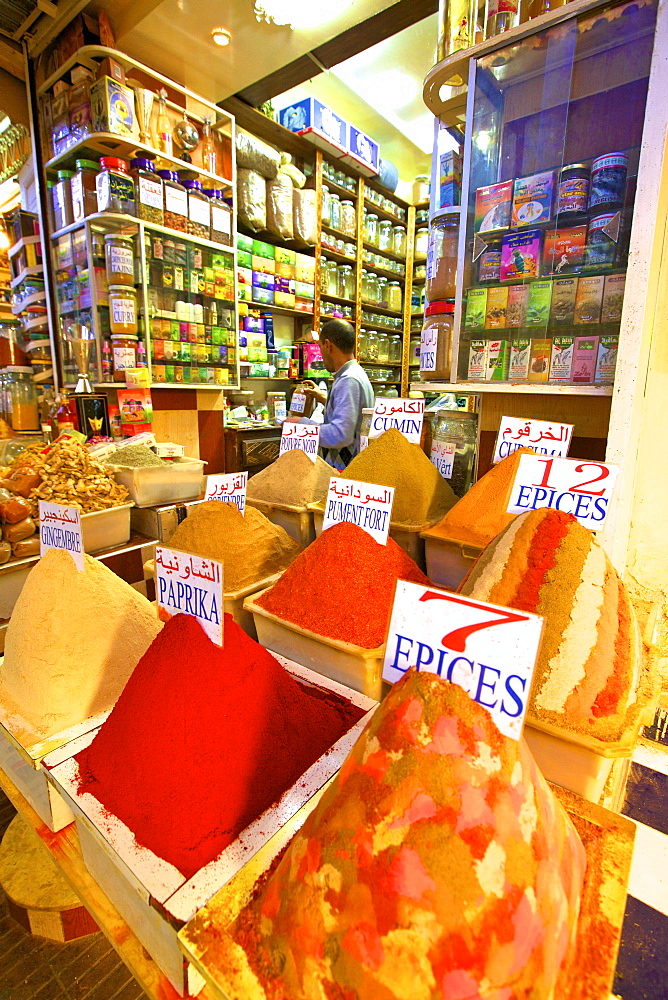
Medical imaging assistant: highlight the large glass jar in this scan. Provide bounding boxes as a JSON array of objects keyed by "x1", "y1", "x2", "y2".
[
  {"x1": 361, "y1": 269, "x2": 370, "y2": 303},
  {"x1": 420, "y1": 300, "x2": 453, "y2": 380},
  {"x1": 433, "y1": 410, "x2": 478, "y2": 497},
  {"x1": 320, "y1": 261, "x2": 329, "y2": 293},
  {"x1": 71, "y1": 159, "x2": 100, "y2": 223},
  {"x1": 387, "y1": 281, "x2": 403, "y2": 312},
  {"x1": 414, "y1": 226, "x2": 429, "y2": 258},
  {"x1": 204, "y1": 189, "x2": 233, "y2": 245},
  {"x1": 108, "y1": 285, "x2": 138, "y2": 335},
  {"x1": 409, "y1": 333, "x2": 421, "y2": 368},
  {"x1": 53, "y1": 170, "x2": 74, "y2": 230},
  {"x1": 413, "y1": 174, "x2": 430, "y2": 203},
  {"x1": 366, "y1": 330, "x2": 379, "y2": 362},
  {"x1": 96, "y1": 157, "x2": 135, "y2": 215},
  {"x1": 321, "y1": 184, "x2": 330, "y2": 222},
  {"x1": 426, "y1": 214, "x2": 459, "y2": 301},
  {"x1": 367, "y1": 273, "x2": 379, "y2": 305},
  {"x1": 377, "y1": 331, "x2": 390, "y2": 363},
  {"x1": 378, "y1": 219, "x2": 392, "y2": 251},
  {"x1": 392, "y1": 225, "x2": 407, "y2": 257},
  {"x1": 325, "y1": 260, "x2": 338, "y2": 296},
  {"x1": 365, "y1": 213, "x2": 378, "y2": 246},
  {"x1": 182, "y1": 179, "x2": 211, "y2": 239},
  {"x1": 111, "y1": 334, "x2": 138, "y2": 381},
  {"x1": 377, "y1": 277, "x2": 389, "y2": 308},
  {"x1": 389, "y1": 334, "x2": 402, "y2": 364},
  {"x1": 340, "y1": 200, "x2": 356, "y2": 237},
  {"x1": 158, "y1": 170, "x2": 188, "y2": 232},
  {"x1": 104, "y1": 234, "x2": 135, "y2": 287},
  {"x1": 337, "y1": 264, "x2": 355, "y2": 300},
  {"x1": 130, "y1": 158, "x2": 164, "y2": 225},
  {"x1": 329, "y1": 193, "x2": 341, "y2": 230},
  {"x1": 7, "y1": 367, "x2": 39, "y2": 431},
  {"x1": 359, "y1": 329, "x2": 368, "y2": 360}
]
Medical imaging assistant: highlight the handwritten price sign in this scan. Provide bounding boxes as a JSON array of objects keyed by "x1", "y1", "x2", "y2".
[
  {"x1": 39, "y1": 501, "x2": 84, "y2": 571},
  {"x1": 507, "y1": 453, "x2": 619, "y2": 530},
  {"x1": 322, "y1": 477, "x2": 395, "y2": 544},
  {"x1": 431, "y1": 439, "x2": 455, "y2": 479},
  {"x1": 279, "y1": 421, "x2": 320, "y2": 462},
  {"x1": 493, "y1": 415, "x2": 573, "y2": 464},
  {"x1": 204, "y1": 472, "x2": 247, "y2": 515},
  {"x1": 155, "y1": 545, "x2": 223, "y2": 646},
  {"x1": 383, "y1": 580, "x2": 543, "y2": 739},
  {"x1": 369, "y1": 398, "x2": 424, "y2": 445}
]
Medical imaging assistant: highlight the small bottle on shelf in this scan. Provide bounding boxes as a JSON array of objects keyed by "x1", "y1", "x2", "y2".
[
  {"x1": 101, "y1": 339, "x2": 112, "y2": 381},
  {"x1": 486, "y1": 0, "x2": 518, "y2": 37},
  {"x1": 155, "y1": 89, "x2": 173, "y2": 157},
  {"x1": 201, "y1": 117, "x2": 217, "y2": 175},
  {"x1": 137, "y1": 341, "x2": 147, "y2": 368}
]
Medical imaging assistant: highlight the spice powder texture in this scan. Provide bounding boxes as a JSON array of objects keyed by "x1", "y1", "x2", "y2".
[
  {"x1": 167, "y1": 500, "x2": 300, "y2": 591},
  {"x1": 76, "y1": 613, "x2": 363, "y2": 878},
  {"x1": 226, "y1": 671, "x2": 585, "y2": 1000},
  {"x1": 256, "y1": 521, "x2": 429, "y2": 648},
  {"x1": 247, "y1": 450, "x2": 333, "y2": 507},
  {"x1": 312, "y1": 428, "x2": 457, "y2": 526},
  {"x1": 0, "y1": 549, "x2": 162, "y2": 737}
]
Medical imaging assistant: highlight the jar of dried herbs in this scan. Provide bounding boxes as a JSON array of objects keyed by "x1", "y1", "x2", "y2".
[
  {"x1": 130, "y1": 158, "x2": 164, "y2": 225},
  {"x1": 181, "y1": 179, "x2": 211, "y2": 240},
  {"x1": 157, "y1": 170, "x2": 188, "y2": 232}
]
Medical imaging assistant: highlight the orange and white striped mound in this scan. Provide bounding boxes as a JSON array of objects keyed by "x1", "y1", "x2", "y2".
[{"x1": 460, "y1": 507, "x2": 644, "y2": 744}]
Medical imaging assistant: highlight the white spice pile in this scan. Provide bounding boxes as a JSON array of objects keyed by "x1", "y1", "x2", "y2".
[
  {"x1": 0, "y1": 550, "x2": 162, "y2": 737},
  {"x1": 247, "y1": 449, "x2": 333, "y2": 507}
]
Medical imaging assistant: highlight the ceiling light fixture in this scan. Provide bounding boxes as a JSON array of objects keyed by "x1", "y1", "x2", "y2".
[{"x1": 211, "y1": 26, "x2": 232, "y2": 46}]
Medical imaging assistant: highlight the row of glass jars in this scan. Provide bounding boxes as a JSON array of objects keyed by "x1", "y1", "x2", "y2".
[
  {"x1": 362, "y1": 247, "x2": 405, "y2": 276},
  {"x1": 361, "y1": 271, "x2": 403, "y2": 311},
  {"x1": 361, "y1": 309, "x2": 402, "y2": 330},
  {"x1": 359, "y1": 329, "x2": 402, "y2": 364},
  {"x1": 321, "y1": 260, "x2": 356, "y2": 300},
  {"x1": 363, "y1": 184, "x2": 407, "y2": 222},
  {"x1": 322, "y1": 189, "x2": 357, "y2": 236},
  {"x1": 322, "y1": 161, "x2": 357, "y2": 193},
  {"x1": 322, "y1": 301, "x2": 354, "y2": 319},
  {"x1": 363, "y1": 213, "x2": 407, "y2": 256},
  {"x1": 320, "y1": 231, "x2": 355, "y2": 257}
]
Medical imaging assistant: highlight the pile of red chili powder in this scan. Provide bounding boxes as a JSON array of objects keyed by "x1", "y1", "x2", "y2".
[
  {"x1": 75, "y1": 613, "x2": 363, "y2": 878},
  {"x1": 257, "y1": 522, "x2": 429, "y2": 648}
]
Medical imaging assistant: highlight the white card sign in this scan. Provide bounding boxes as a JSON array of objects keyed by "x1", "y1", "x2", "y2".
[
  {"x1": 383, "y1": 581, "x2": 543, "y2": 739},
  {"x1": 39, "y1": 501, "x2": 84, "y2": 571},
  {"x1": 430, "y1": 440, "x2": 455, "y2": 479},
  {"x1": 155, "y1": 545, "x2": 223, "y2": 646},
  {"x1": 507, "y1": 453, "x2": 619, "y2": 530},
  {"x1": 279, "y1": 421, "x2": 320, "y2": 462},
  {"x1": 419, "y1": 325, "x2": 438, "y2": 372},
  {"x1": 322, "y1": 477, "x2": 395, "y2": 544},
  {"x1": 493, "y1": 416, "x2": 574, "y2": 464},
  {"x1": 204, "y1": 472, "x2": 248, "y2": 514},
  {"x1": 369, "y1": 398, "x2": 425, "y2": 445}
]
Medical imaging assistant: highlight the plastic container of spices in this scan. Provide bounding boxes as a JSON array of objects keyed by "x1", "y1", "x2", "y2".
[
  {"x1": 584, "y1": 213, "x2": 619, "y2": 269},
  {"x1": 104, "y1": 234, "x2": 135, "y2": 286},
  {"x1": 53, "y1": 170, "x2": 74, "y2": 230},
  {"x1": 427, "y1": 214, "x2": 459, "y2": 300},
  {"x1": 420, "y1": 301, "x2": 454, "y2": 381},
  {"x1": 588, "y1": 152, "x2": 628, "y2": 213},
  {"x1": 71, "y1": 159, "x2": 100, "y2": 223},
  {"x1": 129, "y1": 158, "x2": 164, "y2": 225},
  {"x1": 478, "y1": 236, "x2": 502, "y2": 282},
  {"x1": 158, "y1": 170, "x2": 188, "y2": 232},
  {"x1": 108, "y1": 285, "x2": 138, "y2": 336},
  {"x1": 557, "y1": 163, "x2": 590, "y2": 217},
  {"x1": 96, "y1": 158, "x2": 135, "y2": 215},
  {"x1": 203, "y1": 189, "x2": 232, "y2": 245},
  {"x1": 111, "y1": 333, "x2": 138, "y2": 380},
  {"x1": 181, "y1": 179, "x2": 211, "y2": 239}
]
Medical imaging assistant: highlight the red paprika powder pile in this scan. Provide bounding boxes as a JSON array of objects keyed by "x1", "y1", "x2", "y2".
[
  {"x1": 76, "y1": 613, "x2": 363, "y2": 878},
  {"x1": 257, "y1": 522, "x2": 430, "y2": 648}
]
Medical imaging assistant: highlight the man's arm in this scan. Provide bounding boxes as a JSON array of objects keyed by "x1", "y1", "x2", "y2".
[
  {"x1": 318, "y1": 378, "x2": 363, "y2": 450},
  {"x1": 300, "y1": 380, "x2": 328, "y2": 407}
]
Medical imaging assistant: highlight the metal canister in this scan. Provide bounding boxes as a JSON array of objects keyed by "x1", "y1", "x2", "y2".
[
  {"x1": 557, "y1": 163, "x2": 590, "y2": 216},
  {"x1": 588, "y1": 153, "x2": 628, "y2": 212}
]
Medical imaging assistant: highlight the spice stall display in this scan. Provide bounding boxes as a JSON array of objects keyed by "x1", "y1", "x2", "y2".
[
  {"x1": 246, "y1": 450, "x2": 333, "y2": 547},
  {"x1": 421, "y1": 447, "x2": 536, "y2": 589},
  {"x1": 105, "y1": 444, "x2": 205, "y2": 508},
  {"x1": 194, "y1": 672, "x2": 587, "y2": 1000},
  {"x1": 460, "y1": 508, "x2": 655, "y2": 801},
  {"x1": 46, "y1": 614, "x2": 375, "y2": 994},
  {"x1": 247, "y1": 522, "x2": 429, "y2": 697}
]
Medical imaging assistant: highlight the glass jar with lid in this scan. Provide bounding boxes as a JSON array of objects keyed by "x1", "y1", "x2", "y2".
[
  {"x1": 387, "y1": 281, "x2": 403, "y2": 313},
  {"x1": 361, "y1": 269, "x2": 370, "y2": 303},
  {"x1": 358, "y1": 329, "x2": 368, "y2": 360},
  {"x1": 130, "y1": 158, "x2": 164, "y2": 224},
  {"x1": 377, "y1": 330, "x2": 390, "y2": 363},
  {"x1": 108, "y1": 285, "x2": 138, "y2": 336},
  {"x1": 96, "y1": 157, "x2": 135, "y2": 215},
  {"x1": 377, "y1": 277, "x2": 389, "y2": 309},
  {"x1": 433, "y1": 410, "x2": 478, "y2": 497},
  {"x1": 321, "y1": 184, "x2": 330, "y2": 222},
  {"x1": 364, "y1": 213, "x2": 378, "y2": 246},
  {"x1": 389, "y1": 334, "x2": 402, "y2": 364},
  {"x1": 71, "y1": 160, "x2": 100, "y2": 222},
  {"x1": 204, "y1": 189, "x2": 233, "y2": 245},
  {"x1": 337, "y1": 264, "x2": 355, "y2": 300},
  {"x1": 413, "y1": 227, "x2": 428, "y2": 260},
  {"x1": 427, "y1": 214, "x2": 459, "y2": 300},
  {"x1": 367, "y1": 272, "x2": 380, "y2": 305},
  {"x1": 409, "y1": 333, "x2": 421, "y2": 368},
  {"x1": 181, "y1": 179, "x2": 211, "y2": 238},
  {"x1": 53, "y1": 170, "x2": 74, "y2": 230},
  {"x1": 413, "y1": 174, "x2": 430, "y2": 204},
  {"x1": 104, "y1": 234, "x2": 135, "y2": 287},
  {"x1": 366, "y1": 330, "x2": 379, "y2": 362},
  {"x1": 7, "y1": 367, "x2": 39, "y2": 431},
  {"x1": 158, "y1": 170, "x2": 188, "y2": 231},
  {"x1": 420, "y1": 301, "x2": 454, "y2": 381},
  {"x1": 320, "y1": 260, "x2": 329, "y2": 294},
  {"x1": 392, "y1": 225, "x2": 407, "y2": 257},
  {"x1": 340, "y1": 200, "x2": 356, "y2": 237},
  {"x1": 111, "y1": 334, "x2": 138, "y2": 381},
  {"x1": 325, "y1": 260, "x2": 338, "y2": 296},
  {"x1": 329, "y1": 192, "x2": 341, "y2": 230},
  {"x1": 378, "y1": 219, "x2": 392, "y2": 251}
]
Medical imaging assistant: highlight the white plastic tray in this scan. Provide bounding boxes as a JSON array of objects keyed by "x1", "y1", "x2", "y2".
[
  {"x1": 110, "y1": 457, "x2": 205, "y2": 508},
  {"x1": 247, "y1": 499, "x2": 314, "y2": 548},
  {"x1": 524, "y1": 725, "x2": 615, "y2": 804},
  {"x1": 80, "y1": 502, "x2": 134, "y2": 553},
  {"x1": 422, "y1": 534, "x2": 483, "y2": 590}
]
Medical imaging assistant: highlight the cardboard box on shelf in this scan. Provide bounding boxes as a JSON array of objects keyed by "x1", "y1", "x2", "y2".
[{"x1": 90, "y1": 77, "x2": 138, "y2": 138}]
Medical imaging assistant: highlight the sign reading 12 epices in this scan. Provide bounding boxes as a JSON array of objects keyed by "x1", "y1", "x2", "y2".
[
  {"x1": 383, "y1": 581, "x2": 543, "y2": 740},
  {"x1": 507, "y1": 453, "x2": 619, "y2": 530}
]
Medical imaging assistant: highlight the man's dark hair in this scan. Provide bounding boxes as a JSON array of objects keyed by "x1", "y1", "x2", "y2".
[{"x1": 320, "y1": 319, "x2": 355, "y2": 355}]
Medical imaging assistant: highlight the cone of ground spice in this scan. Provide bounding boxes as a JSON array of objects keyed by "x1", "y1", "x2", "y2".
[
  {"x1": 247, "y1": 449, "x2": 333, "y2": 507},
  {"x1": 423, "y1": 447, "x2": 536, "y2": 548},
  {"x1": 311, "y1": 428, "x2": 456, "y2": 527}
]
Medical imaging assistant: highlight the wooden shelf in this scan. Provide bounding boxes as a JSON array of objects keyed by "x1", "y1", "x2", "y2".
[
  {"x1": 362, "y1": 240, "x2": 406, "y2": 265},
  {"x1": 362, "y1": 198, "x2": 409, "y2": 228},
  {"x1": 321, "y1": 292, "x2": 356, "y2": 307},
  {"x1": 322, "y1": 174, "x2": 358, "y2": 200},
  {"x1": 361, "y1": 301, "x2": 403, "y2": 318},
  {"x1": 362, "y1": 257, "x2": 407, "y2": 281},
  {"x1": 51, "y1": 212, "x2": 236, "y2": 256},
  {"x1": 245, "y1": 302, "x2": 314, "y2": 319},
  {"x1": 321, "y1": 222, "x2": 357, "y2": 243},
  {"x1": 409, "y1": 380, "x2": 614, "y2": 395},
  {"x1": 320, "y1": 247, "x2": 357, "y2": 266}
]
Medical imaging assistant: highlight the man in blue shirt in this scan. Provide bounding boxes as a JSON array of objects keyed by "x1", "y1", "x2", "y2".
[{"x1": 302, "y1": 319, "x2": 374, "y2": 469}]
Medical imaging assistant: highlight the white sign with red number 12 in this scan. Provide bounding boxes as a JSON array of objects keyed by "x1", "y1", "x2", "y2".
[
  {"x1": 507, "y1": 453, "x2": 619, "y2": 530},
  {"x1": 383, "y1": 581, "x2": 543, "y2": 740}
]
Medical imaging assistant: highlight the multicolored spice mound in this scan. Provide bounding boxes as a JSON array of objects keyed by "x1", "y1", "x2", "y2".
[
  {"x1": 76, "y1": 614, "x2": 363, "y2": 878},
  {"x1": 423, "y1": 448, "x2": 535, "y2": 548},
  {"x1": 460, "y1": 508, "x2": 644, "y2": 743},
  {"x1": 228, "y1": 672, "x2": 585, "y2": 1000},
  {"x1": 256, "y1": 522, "x2": 429, "y2": 648}
]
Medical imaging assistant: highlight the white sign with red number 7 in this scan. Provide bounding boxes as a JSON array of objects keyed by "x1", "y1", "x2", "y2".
[{"x1": 383, "y1": 581, "x2": 544, "y2": 740}]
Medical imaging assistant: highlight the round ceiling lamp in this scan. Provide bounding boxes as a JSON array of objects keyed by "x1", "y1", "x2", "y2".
[{"x1": 211, "y1": 26, "x2": 232, "y2": 46}]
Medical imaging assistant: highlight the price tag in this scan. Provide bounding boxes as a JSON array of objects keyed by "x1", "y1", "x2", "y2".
[
  {"x1": 369, "y1": 398, "x2": 425, "y2": 445},
  {"x1": 383, "y1": 580, "x2": 543, "y2": 739},
  {"x1": 419, "y1": 325, "x2": 438, "y2": 372},
  {"x1": 322, "y1": 477, "x2": 394, "y2": 544},
  {"x1": 431, "y1": 440, "x2": 455, "y2": 479},
  {"x1": 493, "y1": 415, "x2": 573, "y2": 464},
  {"x1": 204, "y1": 472, "x2": 247, "y2": 514},
  {"x1": 279, "y1": 421, "x2": 320, "y2": 462},
  {"x1": 155, "y1": 545, "x2": 223, "y2": 646},
  {"x1": 39, "y1": 501, "x2": 84, "y2": 571},
  {"x1": 507, "y1": 453, "x2": 619, "y2": 530}
]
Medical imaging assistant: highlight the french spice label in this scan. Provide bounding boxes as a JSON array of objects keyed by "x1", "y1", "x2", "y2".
[
  {"x1": 111, "y1": 298, "x2": 135, "y2": 326},
  {"x1": 139, "y1": 176, "x2": 163, "y2": 209},
  {"x1": 108, "y1": 245, "x2": 134, "y2": 275}
]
